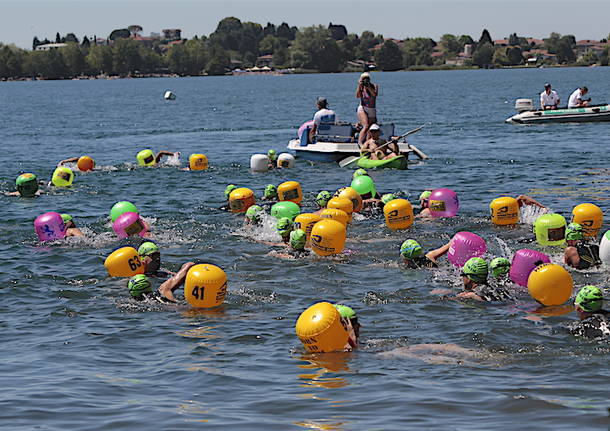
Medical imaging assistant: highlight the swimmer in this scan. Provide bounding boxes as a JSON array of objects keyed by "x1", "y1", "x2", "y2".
[
  {"x1": 245, "y1": 205, "x2": 263, "y2": 226},
  {"x1": 516, "y1": 194, "x2": 546, "y2": 210},
  {"x1": 417, "y1": 190, "x2": 432, "y2": 218},
  {"x1": 489, "y1": 257, "x2": 511, "y2": 286},
  {"x1": 276, "y1": 217, "x2": 293, "y2": 244},
  {"x1": 218, "y1": 184, "x2": 237, "y2": 211},
  {"x1": 263, "y1": 184, "x2": 278, "y2": 201},
  {"x1": 569, "y1": 285, "x2": 610, "y2": 339},
  {"x1": 314, "y1": 191, "x2": 332, "y2": 214},
  {"x1": 138, "y1": 241, "x2": 174, "y2": 278},
  {"x1": 380, "y1": 193, "x2": 396, "y2": 205},
  {"x1": 57, "y1": 157, "x2": 80, "y2": 167},
  {"x1": 274, "y1": 229, "x2": 311, "y2": 259},
  {"x1": 7, "y1": 173, "x2": 42, "y2": 197},
  {"x1": 267, "y1": 149, "x2": 278, "y2": 169},
  {"x1": 61, "y1": 214, "x2": 84, "y2": 237},
  {"x1": 400, "y1": 239, "x2": 451, "y2": 269},
  {"x1": 154, "y1": 151, "x2": 179, "y2": 164},
  {"x1": 353, "y1": 168, "x2": 367, "y2": 179},
  {"x1": 335, "y1": 304, "x2": 360, "y2": 351},
  {"x1": 457, "y1": 257, "x2": 512, "y2": 302},
  {"x1": 128, "y1": 261, "x2": 196, "y2": 303},
  {"x1": 564, "y1": 223, "x2": 601, "y2": 270}
]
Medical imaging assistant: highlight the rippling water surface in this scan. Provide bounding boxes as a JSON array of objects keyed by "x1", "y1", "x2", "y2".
[{"x1": 2, "y1": 68, "x2": 610, "y2": 430}]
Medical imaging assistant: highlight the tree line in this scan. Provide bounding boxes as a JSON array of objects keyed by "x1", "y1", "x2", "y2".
[{"x1": 1, "y1": 17, "x2": 609, "y2": 80}]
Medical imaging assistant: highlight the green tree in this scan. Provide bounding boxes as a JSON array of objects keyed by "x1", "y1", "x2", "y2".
[
  {"x1": 128, "y1": 25, "x2": 143, "y2": 37},
  {"x1": 506, "y1": 46, "x2": 523, "y2": 65},
  {"x1": 0, "y1": 45, "x2": 23, "y2": 78},
  {"x1": 356, "y1": 31, "x2": 383, "y2": 60},
  {"x1": 259, "y1": 34, "x2": 279, "y2": 55},
  {"x1": 86, "y1": 45, "x2": 113, "y2": 74},
  {"x1": 61, "y1": 43, "x2": 85, "y2": 77},
  {"x1": 81, "y1": 36, "x2": 90, "y2": 48},
  {"x1": 472, "y1": 42, "x2": 494, "y2": 66},
  {"x1": 65, "y1": 33, "x2": 79, "y2": 43},
  {"x1": 109, "y1": 28, "x2": 130, "y2": 41},
  {"x1": 55, "y1": 32, "x2": 61, "y2": 43},
  {"x1": 276, "y1": 22, "x2": 297, "y2": 40},
  {"x1": 211, "y1": 17, "x2": 243, "y2": 50},
  {"x1": 340, "y1": 33, "x2": 360, "y2": 61},
  {"x1": 206, "y1": 44, "x2": 229, "y2": 75},
  {"x1": 32, "y1": 36, "x2": 41, "y2": 50},
  {"x1": 289, "y1": 25, "x2": 345, "y2": 72},
  {"x1": 263, "y1": 23, "x2": 276, "y2": 37},
  {"x1": 440, "y1": 34, "x2": 461, "y2": 54},
  {"x1": 375, "y1": 40, "x2": 403, "y2": 71},
  {"x1": 479, "y1": 29, "x2": 493, "y2": 45},
  {"x1": 112, "y1": 38, "x2": 142, "y2": 75},
  {"x1": 401, "y1": 38, "x2": 434, "y2": 67},
  {"x1": 24, "y1": 49, "x2": 67, "y2": 79},
  {"x1": 458, "y1": 35, "x2": 474, "y2": 46}
]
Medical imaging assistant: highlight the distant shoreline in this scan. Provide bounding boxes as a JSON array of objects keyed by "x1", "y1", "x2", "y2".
[{"x1": 0, "y1": 63, "x2": 603, "y2": 83}]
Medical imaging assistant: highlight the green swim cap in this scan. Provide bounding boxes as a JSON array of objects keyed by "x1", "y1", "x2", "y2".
[
  {"x1": 15, "y1": 173, "x2": 38, "y2": 197},
  {"x1": 264, "y1": 184, "x2": 278, "y2": 199},
  {"x1": 566, "y1": 222, "x2": 584, "y2": 241},
  {"x1": 400, "y1": 239, "x2": 423, "y2": 259},
  {"x1": 128, "y1": 274, "x2": 152, "y2": 297},
  {"x1": 246, "y1": 205, "x2": 263, "y2": 222},
  {"x1": 60, "y1": 214, "x2": 73, "y2": 223},
  {"x1": 419, "y1": 190, "x2": 432, "y2": 201},
  {"x1": 574, "y1": 285, "x2": 604, "y2": 313},
  {"x1": 276, "y1": 217, "x2": 293, "y2": 238},
  {"x1": 353, "y1": 168, "x2": 368, "y2": 178},
  {"x1": 138, "y1": 241, "x2": 159, "y2": 257},
  {"x1": 335, "y1": 304, "x2": 356, "y2": 319},
  {"x1": 462, "y1": 257, "x2": 488, "y2": 284},
  {"x1": 290, "y1": 229, "x2": 306, "y2": 251},
  {"x1": 267, "y1": 149, "x2": 277, "y2": 161},
  {"x1": 316, "y1": 191, "x2": 332, "y2": 208},
  {"x1": 224, "y1": 184, "x2": 237, "y2": 200},
  {"x1": 350, "y1": 175, "x2": 376, "y2": 197},
  {"x1": 489, "y1": 257, "x2": 510, "y2": 278},
  {"x1": 381, "y1": 193, "x2": 396, "y2": 205},
  {"x1": 110, "y1": 201, "x2": 138, "y2": 222}
]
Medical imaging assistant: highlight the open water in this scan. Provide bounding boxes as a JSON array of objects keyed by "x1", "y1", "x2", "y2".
[{"x1": 1, "y1": 68, "x2": 610, "y2": 430}]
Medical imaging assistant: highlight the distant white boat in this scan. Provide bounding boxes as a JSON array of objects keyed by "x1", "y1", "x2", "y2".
[{"x1": 506, "y1": 98, "x2": 610, "y2": 124}]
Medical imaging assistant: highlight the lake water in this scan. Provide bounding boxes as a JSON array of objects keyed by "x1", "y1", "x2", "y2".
[{"x1": 1, "y1": 68, "x2": 610, "y2": 430}]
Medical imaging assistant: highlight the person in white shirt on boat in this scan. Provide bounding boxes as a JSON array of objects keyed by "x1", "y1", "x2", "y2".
[
  {"x1": 540, "y1": 83, "x2": 560, "y2": 110},
  {"x1": 568, "y1": 87, "x2": 591, "y2": 108},
  {"x1": 361, "y1": 124, "x2": 399, "y2": 160},
  {"x1": 309, "y1": 97, "x2": 337, "y2": 142},
  {"x1": 356, "y1": 72, "x2": 378, "y2": 146}
]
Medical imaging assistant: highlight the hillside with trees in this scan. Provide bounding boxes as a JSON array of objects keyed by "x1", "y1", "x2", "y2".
[{"x1": 1, "y1": 18, "x2": 609, "y2": 80}]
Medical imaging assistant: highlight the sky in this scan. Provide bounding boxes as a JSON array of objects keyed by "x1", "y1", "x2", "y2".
[{"x1": 2, "y1": 0, "x2": 610, "y2": 49}]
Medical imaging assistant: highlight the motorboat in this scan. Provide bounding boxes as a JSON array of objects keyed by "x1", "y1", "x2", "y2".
[{"x1": 506, "y1": 99, "x2": 610, "y2": 124}]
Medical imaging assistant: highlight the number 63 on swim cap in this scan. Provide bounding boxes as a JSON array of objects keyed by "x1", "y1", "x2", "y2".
[{"x1": 104, "y1": 247, "x2": 145, "y2": 277}]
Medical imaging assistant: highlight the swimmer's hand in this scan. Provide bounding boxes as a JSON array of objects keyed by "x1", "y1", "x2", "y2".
[{"x1": 456, "y1": 291, "x2": 483, "y2": 301}]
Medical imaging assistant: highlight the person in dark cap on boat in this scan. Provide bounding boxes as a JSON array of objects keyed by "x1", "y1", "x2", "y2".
[
  {"x1": 309, "y1": 97, "x2": 337, "y2": 142},
  {"x1": 540, "y1": 83, "x2": 560, "y2": 110},
  {"x1": 361, "y1": 124, "x2": 399, "y2": 160}
]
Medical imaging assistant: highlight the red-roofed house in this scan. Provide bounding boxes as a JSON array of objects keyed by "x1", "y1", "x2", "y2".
[{"x1": 494, "y1": 39, "x2": 509, "y2": 46}]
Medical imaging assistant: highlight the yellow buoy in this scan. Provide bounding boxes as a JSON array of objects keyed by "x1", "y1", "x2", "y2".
[
  {"x1": 326, "y1": 197, "x2": 353, "y2": 222},
  {"x1": 310, "y1": 219, "x2": 346, "y2": 256},
  {"x1": 319, "y1": 208, "x2": 350, "y2": 227},
  {"x1": 295, "y1": 302, "x2": 349, "y2": 353},
  {"x1": 77, "y1": 156, "x2": 95, "y2": 172},
  {"x1": 527, "y1": 263, "x2": 573, "y2": 306},
  {"x1": 189, "y1": 153, "x2": 208, "y2": 171},
  {"x1": 490, "y1": 196, "x2": 519, "y2": 226},
  {"x1": 184, "y1": 264, "x2": 228, "y2": 308},
  {"x1": 277, "y1": 181, "x2": 303, "y2": 204},
  {"x1": 294, "y1": 213, "x2": 322, "y2": 243},
  {"x1": 229, "y1": 187, "x2": 255, "y2": 213},
  {"x1": 571, "y1": 203, "x2": 603, "y2": 238},
  {"x1": 51, "y1": 167, "x2": 74, "y2": 187},
  {"x1": 104, "y1": 247, "x2": 145, "y2": 277},
  {"x1": 337, "y1": 187, "x2": 363, "y2": 213},
  {"x1": 383, "y1": 199, "x2": 414, "y2": 230}
]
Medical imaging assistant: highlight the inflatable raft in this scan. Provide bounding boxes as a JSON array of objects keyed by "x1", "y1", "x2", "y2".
[
  {"x1": 357, "y1": 155, "x2": 407, "y2": 170},
  {"x1": 506, "y1": 99, "x2": 610, "y2": 124}
]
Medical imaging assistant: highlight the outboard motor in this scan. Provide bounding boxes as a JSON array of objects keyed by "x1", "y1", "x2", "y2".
[{"x1": 515, "y1": 99, "x2": 534, "y2": 113}]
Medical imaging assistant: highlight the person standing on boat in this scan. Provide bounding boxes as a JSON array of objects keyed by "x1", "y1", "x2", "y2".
[
  {"x1": 309, "y1": 97, "x2": 336, "y2": 142},
  {"x1": 361, "y1": 124, "x2": 399, "y2": 160},
  {"x1": 568, "y1": 86, "x2": 590, "y2": 108},
  {"x1": 540, "y1": 83, "x2": 560, "y2": 110},
  {"x1": 356, "y1": 72, "x2": 378, "y2": 146}
]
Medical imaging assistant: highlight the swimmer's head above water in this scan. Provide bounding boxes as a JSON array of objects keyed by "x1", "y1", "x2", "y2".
[
  {"x1": 462, "y1": 257, "x2": 489, "y2": 287},
  {"x1": 15, "y1": 173, "x2": 39, "y2": 197},
  {"x1": 316, "y1": 191, "x2": 332, "y2": 208},
  {"x1": 289, "y1": 229, "x2": 306, "y2": 251},
  {"x1": 264, "y1": 184, "x2": 278, "y2": 200},
  {"x1": 276, "y1": 217, "x2": 293, "y2": 242},
  {"x1": 138, "y1": 241, "x2": 161, "y2": 274},
  {"x1": 400, "y1": 239, "x2": 423, "y2": 260},
  {"x1": 489, "y1": 257, "x2": 510, "y2": 278},
  {"x1": 224, "y1": 184, "x2": 237, "y2": 200},
  {"x1": 128, "y1": 274, "x2": 153, "y2": 299}
]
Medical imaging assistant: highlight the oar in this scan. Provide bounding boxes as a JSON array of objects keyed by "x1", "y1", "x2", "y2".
[{"x1": 339, "y1": 125, "x2": 423, "y2": 168}]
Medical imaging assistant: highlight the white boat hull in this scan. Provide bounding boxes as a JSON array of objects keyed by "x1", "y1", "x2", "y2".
[
  {"x1": 287, "y1": 139, "x2": 411, "y2": 162},
  {"x1": 506, "y1": 104, "x2": 610, "y2": 124}
]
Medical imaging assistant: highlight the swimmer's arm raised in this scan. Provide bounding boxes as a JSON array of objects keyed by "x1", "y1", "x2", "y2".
[
  {"x1": 158, "y1": 262, "x2": 195, "y2": 302},
  {"x1": 155, "y1": 151, "x2": 176, "y2": 163},
  {"x1": 516, "y1": 195, "x2": 546, "y2": 209},
  {"x1": 58, "y1": 157, "x2": 79, "y2": 166},
  {"x1": 456, "y1": 291, "x2": 483, "y2": 301},
  {"x1": 425, "y1": 242, "x2": 450, "y2": 263}
]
